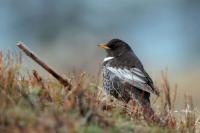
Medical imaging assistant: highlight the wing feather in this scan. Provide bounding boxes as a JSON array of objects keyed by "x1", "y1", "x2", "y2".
[{"x1": 107, "y1": 67, "x2": 156, "y2": 95}]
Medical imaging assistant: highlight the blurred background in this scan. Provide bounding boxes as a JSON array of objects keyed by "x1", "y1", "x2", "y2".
[{"x1": 0, "y1": 0, "x2": 200, "y2": 107}]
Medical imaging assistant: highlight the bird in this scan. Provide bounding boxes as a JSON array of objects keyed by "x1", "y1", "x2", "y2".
[{"x1": 98, "y1": 39, "x2": 159, "y2": 107}]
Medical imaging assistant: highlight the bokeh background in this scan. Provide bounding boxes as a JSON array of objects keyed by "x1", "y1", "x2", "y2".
[{"x1": 0, "y1": 0, "x2": 200, "y2": 107}]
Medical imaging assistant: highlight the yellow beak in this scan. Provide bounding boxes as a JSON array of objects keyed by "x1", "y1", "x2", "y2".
[{"x1": 98, "y1": 43, "x2": 110, "y2": 49}]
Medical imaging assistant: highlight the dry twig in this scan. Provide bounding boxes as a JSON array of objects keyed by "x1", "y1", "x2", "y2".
[{"x1": 17, "y1": 42, "x2": 71, "y2": 90}]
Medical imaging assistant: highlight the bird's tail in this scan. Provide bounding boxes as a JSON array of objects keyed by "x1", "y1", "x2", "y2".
[
  {"x1": 132, "y1": 92, "x2": 164, "y2": 126},
  {"x1": 139, "y1": 99, "x2": 165, "y2": 126}
]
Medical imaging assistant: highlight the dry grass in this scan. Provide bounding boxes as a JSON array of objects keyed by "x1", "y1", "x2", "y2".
[{"x1": 0, "y1": 52, "x2": 199, "y2": 133}]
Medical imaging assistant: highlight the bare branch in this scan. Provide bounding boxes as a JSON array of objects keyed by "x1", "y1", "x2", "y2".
[{"x1": 17, "y1": 42, "x2": 71, "y2": 89}]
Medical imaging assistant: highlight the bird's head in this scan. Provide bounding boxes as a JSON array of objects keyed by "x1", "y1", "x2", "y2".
[{"x1": 98, "y1": 39, "x2": 132, "y2": 57}]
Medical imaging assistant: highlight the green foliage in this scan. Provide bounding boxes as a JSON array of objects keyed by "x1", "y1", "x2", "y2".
[{"x1": 79, "y1": 124, "x2": 104, "y2": 133}]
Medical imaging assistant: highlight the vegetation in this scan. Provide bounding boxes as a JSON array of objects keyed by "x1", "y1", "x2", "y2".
[{"x1": 0, "y1": 52, "x2": 199, "y2": 133}]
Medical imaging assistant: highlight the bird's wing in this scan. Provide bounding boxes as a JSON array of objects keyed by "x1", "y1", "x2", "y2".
[{"x1": 107, "y1": 67, "x2": 158, "y2": 95}]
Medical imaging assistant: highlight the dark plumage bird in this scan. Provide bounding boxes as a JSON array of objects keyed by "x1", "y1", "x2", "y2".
[{"x1": 98, "y1": 39, "x2": 159, "y2": 107}]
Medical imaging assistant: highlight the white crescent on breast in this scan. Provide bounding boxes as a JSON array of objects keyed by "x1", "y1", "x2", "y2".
[{"x1": 103, "y1": 57, "x2": 114, "y2": 62}]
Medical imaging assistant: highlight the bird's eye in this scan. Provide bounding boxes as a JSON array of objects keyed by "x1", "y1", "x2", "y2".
[{"x1": 112, "y1": 43, "x2": 122, "y2": 49}]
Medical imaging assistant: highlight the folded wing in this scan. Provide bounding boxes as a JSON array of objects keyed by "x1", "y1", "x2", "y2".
[{"x1": 107, "y1": 67, "x2": 158, "y2": 95}]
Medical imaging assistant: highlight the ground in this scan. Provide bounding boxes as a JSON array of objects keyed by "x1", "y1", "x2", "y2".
[{"x1": 0, "y1": 52, "x2": 199, "y2": 133}]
